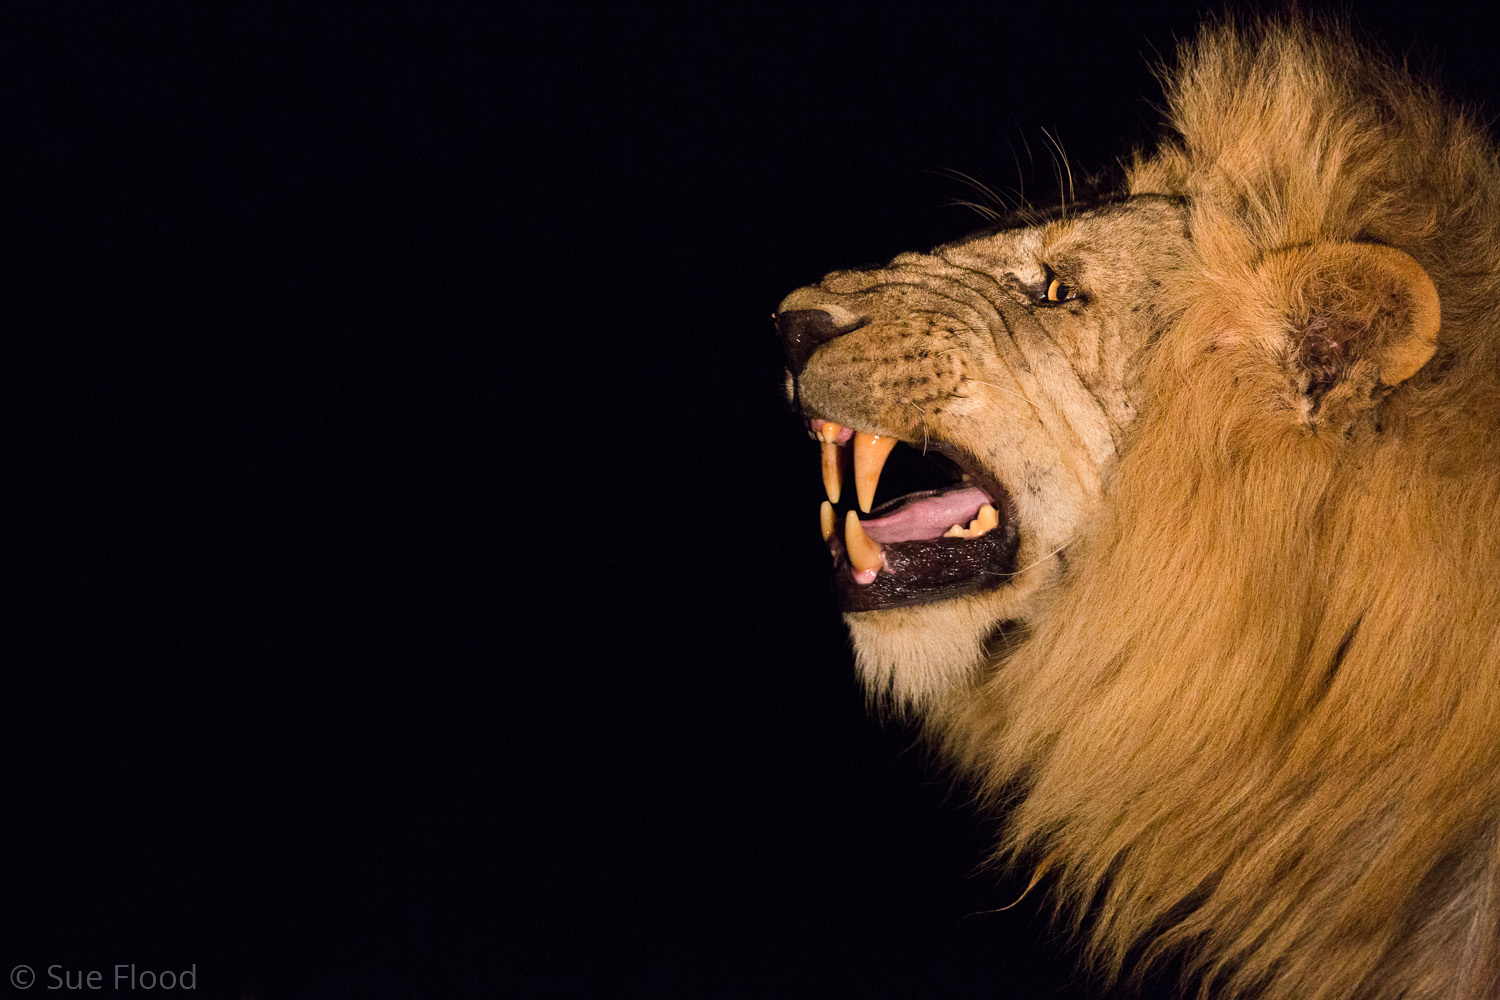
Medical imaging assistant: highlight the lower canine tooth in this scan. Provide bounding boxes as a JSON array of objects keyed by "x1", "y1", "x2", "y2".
[
  {"x1": 820, "y1": 501, "x2": 835, "y2": 541},
  {"x1": 844, "y1": 510, "x2": 883, "y2": 582},
  {"x1": 853, "y1": 432, "x2": 898, "y2": 513},
  {"x1": 820, "y1": 441, "x2": 843, "y2": 503}
]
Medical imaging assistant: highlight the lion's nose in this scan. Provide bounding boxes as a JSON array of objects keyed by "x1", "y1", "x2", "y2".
[{"x1": 773, "y1": 306, "x2": 868, "y2": 377}]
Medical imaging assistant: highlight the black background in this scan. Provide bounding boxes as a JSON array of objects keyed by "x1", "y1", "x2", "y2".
[{"x1": 7, "y1": 3, "x2": 1497, "y2": 998}]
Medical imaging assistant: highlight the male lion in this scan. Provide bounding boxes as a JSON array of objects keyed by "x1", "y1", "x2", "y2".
[{"x1": 775, "y1": 16, "x2": 1500, "y2": 1000}]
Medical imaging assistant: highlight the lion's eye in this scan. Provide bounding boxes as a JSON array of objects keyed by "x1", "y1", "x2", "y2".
[{"x1": 1046, "y1": 277, "x2": 1076, "y2": 302}]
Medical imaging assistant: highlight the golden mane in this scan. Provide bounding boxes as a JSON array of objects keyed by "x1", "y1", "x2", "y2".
[{"x1": 946, "y1": 17, "x2": 1500, "y2": 999}]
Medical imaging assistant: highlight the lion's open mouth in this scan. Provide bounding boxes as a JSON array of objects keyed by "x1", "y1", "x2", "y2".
[{"x1": 809, "y1": 419, "x2": 1019, "y2": 611}]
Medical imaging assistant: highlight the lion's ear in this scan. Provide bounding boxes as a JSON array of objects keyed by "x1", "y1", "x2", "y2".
[{"x1": 1269, "y1": 242, "x2": 1440, "y2": 401}]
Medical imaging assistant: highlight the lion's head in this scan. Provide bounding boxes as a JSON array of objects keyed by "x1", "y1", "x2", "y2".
[
  {"x1": 777, "y1": 15, "x2": 1500, "y2": 999},
  {"x1": 778, "y1": 194, "x2": 1192, "y2": 710}
]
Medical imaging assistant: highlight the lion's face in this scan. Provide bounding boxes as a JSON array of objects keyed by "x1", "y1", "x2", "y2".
[{"x1": 776, "y1": 195, "x2": 1190, "y2": 707}]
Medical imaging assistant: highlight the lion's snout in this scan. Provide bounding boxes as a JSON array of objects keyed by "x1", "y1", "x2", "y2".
[{"x1": 773, "y1": 291, "x2": 870, "y2": 376}]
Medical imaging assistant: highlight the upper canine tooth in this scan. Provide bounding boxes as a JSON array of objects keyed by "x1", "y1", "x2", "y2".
[
  {"x1": 853, "y1": 432, "x2": 898, "y2": 513},
  {"x1": 820, "y1": 500, "x2": 835, "y2": 541},
  {"x1": 820, "y1": 440, "x2": 843, "y2": 503},
  {"x1": 844, "y1": 510, "x2": 883, "y2": 584}
]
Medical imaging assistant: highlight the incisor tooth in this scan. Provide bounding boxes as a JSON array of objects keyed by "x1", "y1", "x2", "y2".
[
  {"x1": 820, "y1": 501, "x2": 835, "y2": 541},
  {"x1": 820, "y1": 440, "x2": 842, "y2": 503},
  {"x1": 844, "y1": 510, "x2": 883, "y2": 580},
  {"x1": 819, "y1": 421, "x2": 843, "y2": 443},
  {"x1": 853, "y1": 432, "x2": 898, "y2": 513}
]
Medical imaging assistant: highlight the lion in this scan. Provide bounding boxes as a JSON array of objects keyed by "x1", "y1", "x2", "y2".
[{"x1": 775, "y1": 15, "x2": 1500, "y2": 1000}]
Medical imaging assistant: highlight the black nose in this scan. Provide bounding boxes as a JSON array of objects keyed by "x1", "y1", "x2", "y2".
[{"x1": 774, "y1": 309, "x2": 868, "y2": 377}]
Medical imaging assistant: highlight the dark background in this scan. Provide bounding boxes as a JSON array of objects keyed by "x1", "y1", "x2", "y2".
[{"x1": 7, "y1": 3, "x2": 1496, "y2": 998}]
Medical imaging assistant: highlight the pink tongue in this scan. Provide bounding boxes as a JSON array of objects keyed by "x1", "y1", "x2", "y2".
[{"x1": 861, "y1": 486, "x2": 990, "y2": 543}]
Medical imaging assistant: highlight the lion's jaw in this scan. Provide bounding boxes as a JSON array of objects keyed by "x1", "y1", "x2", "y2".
[{"x1": 777, "y1": 195, "x2": 1191, "y2": 709}]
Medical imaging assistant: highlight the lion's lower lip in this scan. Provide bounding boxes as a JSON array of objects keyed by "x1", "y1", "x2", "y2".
[{"x1": 825, "y1": 478, "x2": 1020, "y2": 611}]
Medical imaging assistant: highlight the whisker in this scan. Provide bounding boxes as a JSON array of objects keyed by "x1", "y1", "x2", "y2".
[
  {"x1": 944, "y1": 198, "x2": 1002, "y2": 222},
  {"x1": 1041, "y1": 127, "x2": 1076, "y2": 208},
  {"x1": 1004, "y1": 131, "x2": 1026, "y2": 205},
  {"x1": 907, "y1": 401, "x2": 930, "y2": 454},
  {"x1": 976, "y1": 538, "x2": 1073, "y2": 580},
  {"x1": 1012, "y1": 539, "x2": 1073, "y2": 576},
  {"x1": 942, "y1": 168, "x2": 1014, "y2": 215},
  {"x1": 964, "y1": 378, "x2": 1039, "y2": 409}
]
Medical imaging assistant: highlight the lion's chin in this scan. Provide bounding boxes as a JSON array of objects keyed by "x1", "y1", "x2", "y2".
[{"x1": 844, "y1": 565, "x2": 1055, "y2": 711}]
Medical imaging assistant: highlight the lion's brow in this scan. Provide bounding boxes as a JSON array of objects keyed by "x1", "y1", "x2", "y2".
[{"x1": 948, "y1": 192, "x2": 1187, "y2": 244}]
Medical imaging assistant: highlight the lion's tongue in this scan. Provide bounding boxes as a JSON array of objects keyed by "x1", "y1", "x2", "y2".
[{"x1": 861, "y1": 486, "x2": 991, "y2": 543}]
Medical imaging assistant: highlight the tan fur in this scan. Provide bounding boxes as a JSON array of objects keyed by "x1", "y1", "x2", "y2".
[
  {"x1": 937, "y1": 17, "x2": 1500, "y2": 999},
  {"x1": 785, "y1": 196, "x2": 1194, "y2": 709},
  {"x1": 784, "y1": 13, "x2": 1500, "y2": 998}
]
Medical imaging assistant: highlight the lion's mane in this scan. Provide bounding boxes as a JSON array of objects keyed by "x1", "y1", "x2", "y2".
[{"x1": 947, "y1": 18, "x2": 1500, "y2": 999}]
